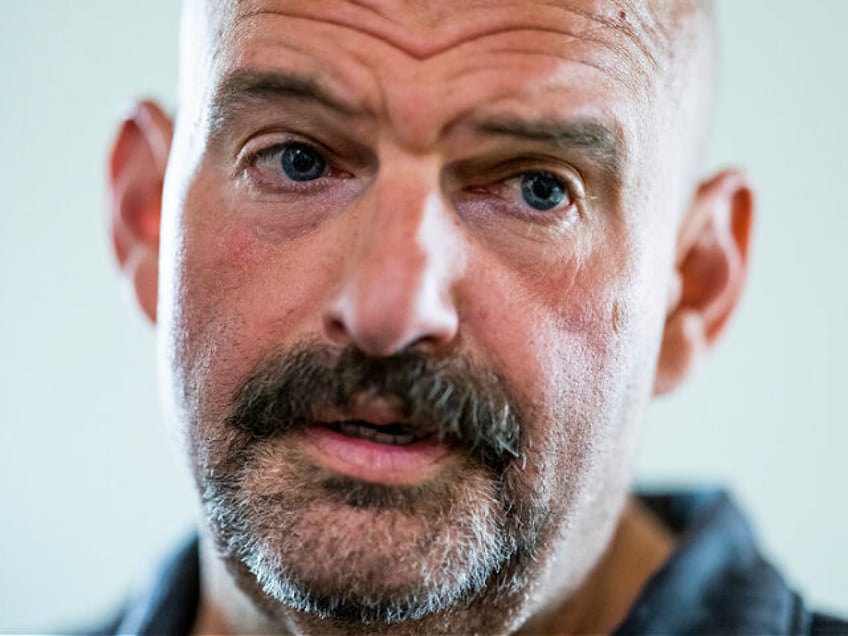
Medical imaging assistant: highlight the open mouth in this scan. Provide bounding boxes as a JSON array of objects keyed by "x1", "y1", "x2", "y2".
[
  {"x1": 302, "y1": 407, "x2": 453, "y2": 484},
  {"x1": 323, "y1": 420, "x2": 432, "y2": 446}
]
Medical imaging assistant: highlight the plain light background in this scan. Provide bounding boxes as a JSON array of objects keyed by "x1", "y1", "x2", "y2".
[{"x1": 1, "y1": 1, "x2": 845, "y2": 631}]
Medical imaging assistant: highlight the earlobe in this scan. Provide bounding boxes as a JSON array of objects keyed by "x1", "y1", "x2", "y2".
[
  {"x1": 653, "y1": 170, "x2": 755, "y2": 396},
  {"x1": 107, "y1": 101, "x2": 173, "y2": 324}
]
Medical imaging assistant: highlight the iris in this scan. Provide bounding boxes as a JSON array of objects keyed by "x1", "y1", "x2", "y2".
[
  {"x1": 281, "y1": 143, "x2": 326, "y2": 182},
  {"x1": 520, "y1": 172, "x2": 566, "y2": 211}
]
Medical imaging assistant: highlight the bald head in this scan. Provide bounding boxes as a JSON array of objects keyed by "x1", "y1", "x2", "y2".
[{"x1": 660, "y1": 0, "x2": 719, "y2": 184}]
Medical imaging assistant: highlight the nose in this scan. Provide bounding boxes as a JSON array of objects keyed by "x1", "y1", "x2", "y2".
[{"x1": 323, "y1": 164, "x2": 463, "y2": 357}]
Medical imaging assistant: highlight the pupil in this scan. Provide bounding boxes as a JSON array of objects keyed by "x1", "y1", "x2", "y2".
[
  {"x1": 521, "y1": 172, "x2": 565, "y2": 211},
  {"x1": 281, "y1": 143, "x2": 325, "y2": 182},
  {"x1": 533, "y1": 181, "x2": 553, "y2": 199}
]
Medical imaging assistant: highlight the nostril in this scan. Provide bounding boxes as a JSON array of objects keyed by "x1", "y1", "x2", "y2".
[
  {"x1": 405, "y1": 332, "x2": 448, "y2": 354},
  {"x1": 323, "y1": 314, "x2": 350, "y2": 345}
]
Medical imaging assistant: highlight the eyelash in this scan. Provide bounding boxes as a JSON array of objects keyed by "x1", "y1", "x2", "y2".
[
  {"x1": 239, "y1": 140, "x2": 583, "y2": 219},
  {"x1": 237, "y1": 133, "x2": 353, "y2": 196},
  {"x1": 460, "y1": 163, "x2": 584, "y2": 222}
]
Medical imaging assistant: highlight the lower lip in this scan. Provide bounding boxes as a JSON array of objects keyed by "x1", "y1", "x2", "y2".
[{"x1": 299, "y1": 425, "x2": 454, "y2": 485}]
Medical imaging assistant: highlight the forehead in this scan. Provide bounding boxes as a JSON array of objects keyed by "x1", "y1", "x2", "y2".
[
  {"x1": 185, "y1": 1, "x2": 681, "y2": 131},
  {"x1": 213, "y1": 0, "x2": 673, "y2": 64}
]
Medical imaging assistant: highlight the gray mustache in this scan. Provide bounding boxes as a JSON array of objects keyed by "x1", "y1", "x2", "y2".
[{"x1": 226, "y1": 343, "x2": 523, "y2": 473}]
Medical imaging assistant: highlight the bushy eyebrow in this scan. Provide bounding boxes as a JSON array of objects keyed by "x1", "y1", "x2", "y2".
[
  {"x1": 473, "y1": 117, "x2": 625, "y2": 182},
  {"x1": 206, "y1": 70, "x2": 625, "y2": 183},
  {"x1": 207, "y1": 69, "x2": 360, "y2": 140}
]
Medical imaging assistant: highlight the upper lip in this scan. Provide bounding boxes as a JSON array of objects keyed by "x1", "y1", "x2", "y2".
[
  {"x1": 313, "y1": 393, "x2": 406, "y2": 428},
  {"x1": 312, "y1": 394, "x2": 436, "y2": 444}
]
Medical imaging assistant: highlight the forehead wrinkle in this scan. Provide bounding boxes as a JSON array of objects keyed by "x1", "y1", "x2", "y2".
[
  {"x1": 231, "y1": 0, "x2": 660, "y2": 68},
  {"x1": 438, "y1": 33, "x2": 640, "y2": 88},
  {"x1": 204, "y1": 69, "x2": 371, "y2": 148},
  {"x1": 567, "y1": 3, "x2": 663, "y2": 80},
  {"x1": 196, "y1": 0, "x2": 691, "y2": 87},
  {"x1": 191, "y1": 1, "x2": 701, "y2": 157},
  {"x1": 228, "y1": 6, "x2": 656, "y2": 118},
  {"x1": 210, "y1": 2, "x2": 661, "y2": 146}
]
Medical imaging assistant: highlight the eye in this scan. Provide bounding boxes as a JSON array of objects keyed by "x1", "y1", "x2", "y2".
[
  {"x1": 519, "y1": 171, "x2": 568, "y2": 211},
  {"x1": 280, "y1": 142, "x2": 326, "y2": 182},
  {"x1": 454, "y1": 164, "x2": 580, "y2": 226}
]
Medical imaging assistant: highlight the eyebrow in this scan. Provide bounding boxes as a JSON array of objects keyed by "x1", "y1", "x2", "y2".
[
  {"x1": 207, "y1": 69, "x2": 360, "y2": 139},
  {"x1": 207, "y1": 70, "x2": 625, "y2": 182},
  {"x1": 473, "y1": 117, "x2": 625, "y2": 181}
]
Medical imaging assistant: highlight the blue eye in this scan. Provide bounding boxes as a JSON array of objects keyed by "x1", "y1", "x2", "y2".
[
  {"x1": 280, "y1": 143, "x2": 326, "y2": 182},
  {"x1": 520, "y1": 172, "x2": 567, "y2": 211}
]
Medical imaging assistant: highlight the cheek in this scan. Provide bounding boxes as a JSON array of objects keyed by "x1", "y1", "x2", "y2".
[
  {"x1": 468, "y1": 255, "x2": 625, "y2": 415},
  {"x1": 464, "y1": 227, "x2": 663, "y2": 481},
  {"x1": 166, "y1": 189, "x2": 343, "y2": 434}
]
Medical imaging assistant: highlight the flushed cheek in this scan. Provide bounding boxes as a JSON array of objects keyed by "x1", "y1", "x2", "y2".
[
  {"x1": 171, "y1": 204, "x2": 342, "y2": 426},
  {"x1": 465, "y1": 246, "x2": 643, "y2": 483},
  {"x1": 472, "y1": 261, "x2": 625, "y2": 408}
]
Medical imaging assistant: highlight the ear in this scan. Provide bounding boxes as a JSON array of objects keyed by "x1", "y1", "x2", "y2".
[
  {"x1": 107, "y1": 100, "x2": 173, "y2": 323},
  {"x1": 653, "y1": 169, "x2": 755, "y2": 396}
]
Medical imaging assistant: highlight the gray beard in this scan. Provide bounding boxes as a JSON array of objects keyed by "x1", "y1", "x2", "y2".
[
  {"x1": 201, "y1": 439, "x2": 542, "y2": 627},
  {"x1": 196, "y1": 342, "x2": 546, "y2": 629}
]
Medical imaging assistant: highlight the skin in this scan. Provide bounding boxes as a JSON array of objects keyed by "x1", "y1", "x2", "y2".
[{"x1": 108, "y1": 0, "x2": 754, "y2": 633}]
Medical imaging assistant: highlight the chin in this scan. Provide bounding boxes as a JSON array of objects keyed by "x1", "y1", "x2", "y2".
[{"x1": 201, "y1": 438, "x2": 538, "y2": 625}]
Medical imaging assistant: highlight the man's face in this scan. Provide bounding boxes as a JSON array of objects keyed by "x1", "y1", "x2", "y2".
[{"x1": 156, "y1": 0, "x2": 703, "y2": 629}]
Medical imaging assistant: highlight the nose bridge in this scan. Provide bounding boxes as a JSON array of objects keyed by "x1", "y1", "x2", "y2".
[
  {"x1": 353, "y1": 169, "x2": 433, "y2": 318},
  {"x1": 365, "y1": 163, "x2": 433, "y2": 277},
  {"x1": 325, "y1": 156, "x2": 462, "y2": 356}
]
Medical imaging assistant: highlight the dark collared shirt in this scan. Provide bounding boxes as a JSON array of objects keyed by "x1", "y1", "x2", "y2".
[{"x1": 97, "y1": 490, "x2": 847, "y2": 635}]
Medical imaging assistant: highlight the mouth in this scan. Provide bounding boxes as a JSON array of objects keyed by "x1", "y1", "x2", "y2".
[
  {"x1": 298, "y1": 399, "x2": 454, "y2": 485},
  {"x1": 323, "y1": 420, "x2": 433, "y2": 446}
]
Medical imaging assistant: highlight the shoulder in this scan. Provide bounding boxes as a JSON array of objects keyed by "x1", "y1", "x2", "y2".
[
  {"x1": 82, "y1": 534, "x2": 201, "y2": 636},
  {"x1": 617, "y1": 489, "x2": 848, "y2": 635},
  {"x1": 810, "y1": 611, "x2": 848, "y2": 635}
]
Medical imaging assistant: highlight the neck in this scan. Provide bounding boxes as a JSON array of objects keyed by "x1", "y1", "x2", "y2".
[
  {"x1": 519, "y1": 498, "x2": 675, "y2": 634},
  {"x1": 193, "y1": 497, "x2": 674, "y2": 635}
]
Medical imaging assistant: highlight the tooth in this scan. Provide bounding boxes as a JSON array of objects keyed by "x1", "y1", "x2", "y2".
[
  {"x1": 336, "y1": 421, "x2": 423, "y2": 445},
  {"x1": 339, "y1": 422, "x2": 360, "y2": 436},
  {"x1": 373, "y1": 431, "x2": 398, "y2": 445},
  {"x1": 358, "y1": 425, "x2": 377, "y2": 441}
]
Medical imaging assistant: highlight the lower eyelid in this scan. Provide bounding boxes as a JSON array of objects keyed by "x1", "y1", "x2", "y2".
[
  {"x1": 244, "y1": 159, "x2": 360, "y2": 199},
  {"x1": 455, "y1": 187, "x2": 573, "y2": 214}
]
